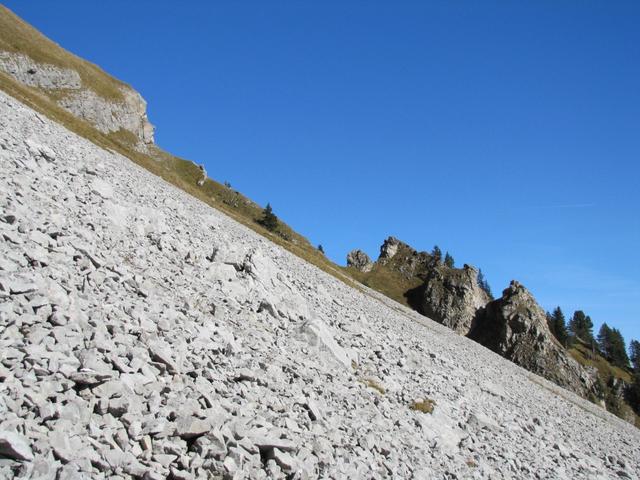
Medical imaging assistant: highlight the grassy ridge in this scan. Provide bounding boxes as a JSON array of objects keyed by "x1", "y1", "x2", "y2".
[{"x1": 0, "y1": 5, "x2": 127, "y2": 101}]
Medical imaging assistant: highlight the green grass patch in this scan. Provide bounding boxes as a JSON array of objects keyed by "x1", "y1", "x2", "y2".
[
  {"x1": 344, "y1": 263, "x2": 423, "y2": 308},
  {"x1": 569, "y1": 341, "x2": 632, "y2": 384}
]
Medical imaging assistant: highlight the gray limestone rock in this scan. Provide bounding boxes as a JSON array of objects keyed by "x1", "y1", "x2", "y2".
[
  {"x1": 0, "y1": 51, "x2": 154, "y2": 146},
  {"x1": 470, "y1": 281, "x2": 600, "y2": 399},
  {"x1": 0, "y1": 430, "x2": 34, "y2": 461},
  {"x1": 419, "y1": 264, "x2": 491, "y2": 335},
  {"x1": 346, "y1": 249, "x2": 373, "y2": 273}
]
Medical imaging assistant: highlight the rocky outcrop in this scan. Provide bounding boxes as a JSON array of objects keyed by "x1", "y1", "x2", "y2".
[
  {"x1": 379, "y1": 236, "x2": 401, "y2": 260},
  {"x1": 58, "y1": 87, "x2": 155, "y2": 144},
  {"x1": 419, "y1": 264, "x2": 492, "y2": 335},
  {"x1": 0, "y1": 51, "x2": 154, "y2": 146},
  {"x1": 376, "y1": 237, "x2": 432, "y2": 279},
  {"x1": 469, "y1": 281, "x2": 600, "y2": 398},
  {"x1": 353, "y1": 237, "x2": 603, "y2": 404},
  {"x1": 0, "y1": 52, "x2": 81, "y2": 89},
  {"x1": 196, "y1": 164, "x2": 207, "y2": 186},
  {"x1": 346, "y1": 249, "x2": 373, "y2": 272}
]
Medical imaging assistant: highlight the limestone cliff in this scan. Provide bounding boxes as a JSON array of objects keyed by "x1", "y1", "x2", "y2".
[{"x1": 0, "y1": 7, "x2": 154, "y2": 147}]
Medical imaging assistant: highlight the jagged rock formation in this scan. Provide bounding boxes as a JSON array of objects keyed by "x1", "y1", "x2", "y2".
[
  {"x1": 376, "y1": 237, "x2": 431, "y2": 279},
  {"x1": 350, "y1": 237, "x2": 603, "y2": 401},
  {"x1": 2, "y1": 91, "x2": 639, "y2": 478},
  {"x1": 346, "y1": 249, "x2": 373, "y2": 272},
  {"x1": 378, "y1": 236, "x2": 401, "y2": 260},
  {"x1": 419, "y1": 264, "x2": 492, "y2": 335},
  {"x1": 469, "y1": 281, "x2": 600, "y2": 398},
  {"x1": 0, "y1": 7, "x2": 154, "y2": 146}
]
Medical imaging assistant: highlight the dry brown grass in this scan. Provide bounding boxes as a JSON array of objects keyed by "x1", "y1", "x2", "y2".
[
  {"x1": 0, "y1": 5, "x2": 127, "y2": 101},
  {"x1": 409, "y1": 398, "x2": 435, "y2": 414},
  {"x1": 360, "y1": 378, "x2": 386, "y2": 395}
]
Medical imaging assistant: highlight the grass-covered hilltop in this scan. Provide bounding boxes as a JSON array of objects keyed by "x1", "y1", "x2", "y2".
[{"x1": 1, "y1": 2, "x2": 638, "y2": 433}]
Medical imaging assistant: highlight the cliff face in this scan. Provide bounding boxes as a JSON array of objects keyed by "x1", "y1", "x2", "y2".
[
  {"x1": 470, "y1": 281, "x2": 600, "y2": 398},
  {"x1": 419, "y1": 264, "x2": 492, "y2": 335},
  {"x1": 0, "y1": 8, "x2": 154, "y2": 147}
]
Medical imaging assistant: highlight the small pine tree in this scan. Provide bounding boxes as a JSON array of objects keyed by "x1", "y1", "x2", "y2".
[
  {"x1": 598, "y1": 324, "x2": 630, "y2": 368},
  {"x1": 630, "y1": 340, "x2": 640, "y2": 372},
  {"x1": 259, "y1": 203, "x2": 278, "y2": 232},
  {"x1": 317, "y1": 244, "x2": 325, "y2": 254},
  {"x1": 431, "y1": 245, "x2": 442, "y2": 264},
  {"x1": 477, "y1": 269, "x2": 493, "y2": 299},
  {"x1": 444, "y1": 252, "x2": 455, "y2": 268},
  {"x1": 609, "y1": 328, "x2": 630, "y2": 369},
  {"x1": 597, "y1": 323, "x2": 613, "y2": 357},
  {"x1": 569, "y1": 310, "x2": 594, "y2": 344},
  {"x1": 549, "y1": 306, "x2": 569, "y2": 347}
]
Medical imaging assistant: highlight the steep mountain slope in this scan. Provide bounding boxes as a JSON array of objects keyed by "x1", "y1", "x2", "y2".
[
  {"x1": 0, "y1": 5, "x2": 348, "y2": 293},
  {"x1": 2, "y1": 88, "x2": 640, "y2": 478},
  {"x1": 1, "y1": 6, "x2": 614, "y2": 413}
]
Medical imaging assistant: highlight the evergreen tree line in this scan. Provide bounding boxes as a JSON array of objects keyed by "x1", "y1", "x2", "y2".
[
  {"x1": 547, "y1": 307, "x2": 640, "y2": 414},
  {"x1": 546, "y1": 306, "x2": 636, "y2": 369},
  {"x1": 546, "y1": 307, "x2": 638, "y2": 370}
]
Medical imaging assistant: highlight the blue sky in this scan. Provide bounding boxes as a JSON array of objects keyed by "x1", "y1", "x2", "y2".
[{"x1": 6, "y1": 1, "x2": 639, "y2": 345}]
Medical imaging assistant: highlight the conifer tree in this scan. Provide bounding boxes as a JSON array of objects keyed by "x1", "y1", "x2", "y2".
[
  {"x1": 628, "y1": 340, "x2": 640, "y2": 414},
  {"x1": 477, "y1": 269, "x2": 493, "y2": 299},
  {"x1": 609, "y1": 328, "x2": 629, "y2": 368},
  {"x1": 259, "y1": 203, "x2": 278, "y2": 232},
  {"x1": 569, "y1": 310, "x2": 594, "y2": 343},
  {"x1": 597, "y1": 323, "x2": 613, "y2": 356},
  {"x1": 630, "y1": 340, "x2": 640, "y2": 372},
  {"x1": 431, "y1": 245, "x2": 442, "y2": 264},
  {"x1": 444, "y1": 252, "x2": 455, "y2": 268},
  {"x1": 598, "y1": 324, "x2": 630, "y2": 368},
  {"x1": 549, "y1": 307, "x2": 569, "y2": 347}
]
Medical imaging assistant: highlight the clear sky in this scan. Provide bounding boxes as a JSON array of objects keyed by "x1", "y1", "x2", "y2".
[{"x1": 6, "y1": 1, "x2": 639, "y2": 345}]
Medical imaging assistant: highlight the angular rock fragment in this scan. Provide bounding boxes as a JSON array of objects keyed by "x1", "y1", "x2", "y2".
[{"x1": 0, "y1": 431, "x2": 34, "y2": 461}]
